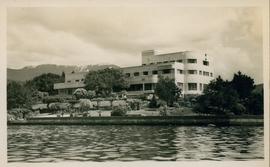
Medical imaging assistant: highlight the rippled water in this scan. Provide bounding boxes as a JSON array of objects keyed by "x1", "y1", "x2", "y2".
[{"x1": 8, "y1": 125, "x2": 263, "y2": 162}]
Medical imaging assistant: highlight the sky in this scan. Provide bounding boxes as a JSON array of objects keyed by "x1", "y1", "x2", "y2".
[{"x1": 7, "y1": 7, "x2": 263, "y2": 83}]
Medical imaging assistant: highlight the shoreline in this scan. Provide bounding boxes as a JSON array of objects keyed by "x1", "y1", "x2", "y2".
[{"x1": 7, "y1": 115, "x2": 263, "y2": 126}]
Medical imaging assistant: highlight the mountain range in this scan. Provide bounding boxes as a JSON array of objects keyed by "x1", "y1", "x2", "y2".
[{"x1": 7, "y1": 64, "x2": 119, "y2": 81}]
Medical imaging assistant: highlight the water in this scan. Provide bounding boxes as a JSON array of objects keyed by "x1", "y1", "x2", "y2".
[{"x1": 7, "y1": 125, "x2": 264, "y2": 162}]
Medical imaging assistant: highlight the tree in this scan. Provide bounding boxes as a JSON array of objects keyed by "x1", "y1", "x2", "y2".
[
  {"x1": 26, "y1": 73, "x2": 62, "y2": 95},
  {"x1": 194, "y1": 76, "x2": 241, "y2": 115},
  {"x1": 84, "y1": 68, "x2": 128, "y2": 97},
  {"x1": 7, "y1": 81, "x2": 33, "y2": 109},
  {"x1": 155, "y1": 76, "x2": 181, "y2": 106},
  {"x1": 61, "y1": 71, "x2": 65, "y2": 82},
  {"x1": 231, "y1": 71, "x2": 255, "y2": 100},
  {"x1": 247, "y1": 91, "x2": 263, "y2": 115}
]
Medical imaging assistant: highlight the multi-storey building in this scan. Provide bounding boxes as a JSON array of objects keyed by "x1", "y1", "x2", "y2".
[
  {"x1": 54, "y1": 49, "x2": 214, "y2": 96},
  {"x1": 122, "y1": 50, "x2": 214, "y2": 96}
]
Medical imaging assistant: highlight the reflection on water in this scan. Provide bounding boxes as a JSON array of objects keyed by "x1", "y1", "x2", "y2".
[{"x1": 8, "y1": 125, "x2": 263, "y2": 162}]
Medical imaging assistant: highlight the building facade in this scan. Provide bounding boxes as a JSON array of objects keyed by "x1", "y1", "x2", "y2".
[
  {"x1": 54, "y1": 50, "x2": 214, "y2": 96},
  {"x1": 122, "y1": 50, "x2": 214, "y2": 96}
]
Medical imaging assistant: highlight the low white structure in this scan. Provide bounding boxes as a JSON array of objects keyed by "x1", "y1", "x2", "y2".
[
  {"x1": 54, "y1": 71, "x2": 87, "y2": 95},
  {"x1": 122, "y1": 50, "x2": 214, "y2": 96}
]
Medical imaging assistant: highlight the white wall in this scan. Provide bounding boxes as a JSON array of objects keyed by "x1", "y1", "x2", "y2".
[{"x1": 124, "y1": 50, "x2": 214, "y2": 95}]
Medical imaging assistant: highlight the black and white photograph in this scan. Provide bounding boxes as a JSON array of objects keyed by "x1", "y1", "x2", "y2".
[{"x1": 1, "y1": 0, "x2": 269, "y2": 166}]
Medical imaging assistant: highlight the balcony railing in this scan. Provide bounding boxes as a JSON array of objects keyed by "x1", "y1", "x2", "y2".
[{"x1": 126, "y1": 75, "x2": 159, "y2": 84}]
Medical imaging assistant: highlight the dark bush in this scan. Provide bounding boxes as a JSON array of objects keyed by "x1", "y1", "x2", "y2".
[
  {"x1": 128, "y1": 99, "x2": 141, "y2": 110},
  {"x1": 247, "y1": 91, "x2": 263, "y2": 115},
  {"x1": 43, "y1": 96, "x2": 64, "y2": 103},
  {"x1": 231, "y1": 103, "x2": 246, "y2": 115},
  {"x1": 173, "y1": 102, "x2": 180, "y2": 108},
  {"x1": 149, "y1": 95, "x2": 158, "y2": 108},
  {"x1": 111, "y1": 106, "x2": 128, "y2": 116}
]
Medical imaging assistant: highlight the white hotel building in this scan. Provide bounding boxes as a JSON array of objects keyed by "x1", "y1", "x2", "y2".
[
  {"x1": 122, "y1": 50, "x2": 214, "y2": 96},
  {"x1": 54, "y1": 50, "x2": 214, "y2": 96}
]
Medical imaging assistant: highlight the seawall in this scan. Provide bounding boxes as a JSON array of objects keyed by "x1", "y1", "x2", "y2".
[{"x1": 7, "y1": 115, "x2": 263, "y2": 126}]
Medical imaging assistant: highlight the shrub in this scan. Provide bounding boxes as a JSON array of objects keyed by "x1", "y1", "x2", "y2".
[
  {"x1": 86, "y1": 90, "x2": 96, "y2": 99},
  {"x1": 43, "y1": 96, "x2": 64, "y2": 103},
  {"x1": 159, "y1": 104, "x2": 168, "y2": 116},
  {"x1": 173, "y1": 102, "x2": 180, "y2": 108},
  {"x1": 111, "y1": 105, "x2": 128, "y2": 116},
  {"x1": 149, "y1": 95, "x2": 158, "y2": 108},
  {"x1": 231, "y1": 103, "x2": 246, "y2": 115},
  {"x1": 127, "y1": 99, "x2": 142, "y2": 110},
  {"x1": 247, "y1": 91, "x2": 263, "y2": 115},
  {"x1": 157, "y1": 99, "x2": 166, "y2": 107},
  {"x1": 141, "y1": 100, "x2": 149, "y2": 109}
]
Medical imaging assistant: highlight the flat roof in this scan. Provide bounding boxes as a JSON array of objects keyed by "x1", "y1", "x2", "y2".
[
  {"x1": 121, "y1": 62, "x2": 177, "y2": 70},
  {"x1": 154, "y1": 50, "x2": 191, "y2": 57}
]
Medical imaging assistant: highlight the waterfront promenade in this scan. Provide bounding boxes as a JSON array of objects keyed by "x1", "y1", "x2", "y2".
[{"x1": 8, "y1": 115, "x2": 263, "y2": 126}]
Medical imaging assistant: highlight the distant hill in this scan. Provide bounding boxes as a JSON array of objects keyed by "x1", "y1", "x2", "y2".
[{"x1": 7, "y1": 64, "x2": 119, "y2": 81}]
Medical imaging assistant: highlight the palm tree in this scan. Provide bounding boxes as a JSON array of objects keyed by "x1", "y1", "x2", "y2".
[{"x1": 73, "y1": 88, "x2": 88, "y2": 100}]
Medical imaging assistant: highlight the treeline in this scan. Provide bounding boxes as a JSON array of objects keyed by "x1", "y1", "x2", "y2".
[
  {"x1": 194, "y1": 71, "x2": 263, "y2": 115},
  {"x1": 7, "y1": 73, "x2": 64, "y2": 109}
]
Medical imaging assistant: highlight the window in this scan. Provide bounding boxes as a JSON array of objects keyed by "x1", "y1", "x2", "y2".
[
  {"x1": 170, "y1": 60, "x2": 175, "y2": 63},
  {"x1": 162, "y1": 69, "x2": 171, "y2": 74},
  {"x1": 188, "y1": 70, "x2": 197, "y2": 74},
  {"x1": 150, "y1": 63, "x2": 154, "y2": 65},
  {"x1": 152, "y1": 70, "x2": 158, "y2": 75},
  {"x1": 143, "y1": 71, "x2": 148, "y2": 75},
  {"x1": 134, "y1": 72, "x2": 140, "y2": 76},
  {"x1": 157, "y1": 62, "x2": 162, "y2": 64},
  {"x1": 187, "y1": 59, "x2": 197, "y2": 63},
  {"x1": 67, "y1": 80, "x2": 71, "y2": 83},
  {"x1": 163, "y1": 61, "x2": 169, "y2": 63},
  {"x1": 81, "y1": 79, "x2": 84, "y2": 81},
  {"x1": 75, "y1": 80, "x2": 80, "y2": 82},
  {"x1": 177, "y1": 69, "x2": 184, "y2": 74},
  {"x1": 142, "y1": 64, "x2": 146, "y2": 66},
  {"x1": 188, "y1": 83, "x2": 197, "y2": 91},
  {"x1": 203, "y1": 71, "x2": 209, "y2": 76},
  {"x1": 125, "y1": 73, "x2": 130, "y2": 77},
  {"x1": 144, "y1": 83, "x2": 152, "y2": 90},
  {"x1": 128, "y1": 84, "x2": 143, "y2": 91},
  {"x1": 210, "y1": 73, "x2": 213, "y2": 77},
  {"x1": 203, "y1": 60, "x2": 209, "y2": 66},
  {"x1": 200, "y1": 83, "x2": 202, "y2": 91},
  {"x1": 68, "y1": 89, "x2": 73, "y2": 95},
  {"x1": 199, "y1": 71, "x2": 202, "y2": 75},
  {"x1": 177, "y1": 59, "x2": 183, "y2": 63}
]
